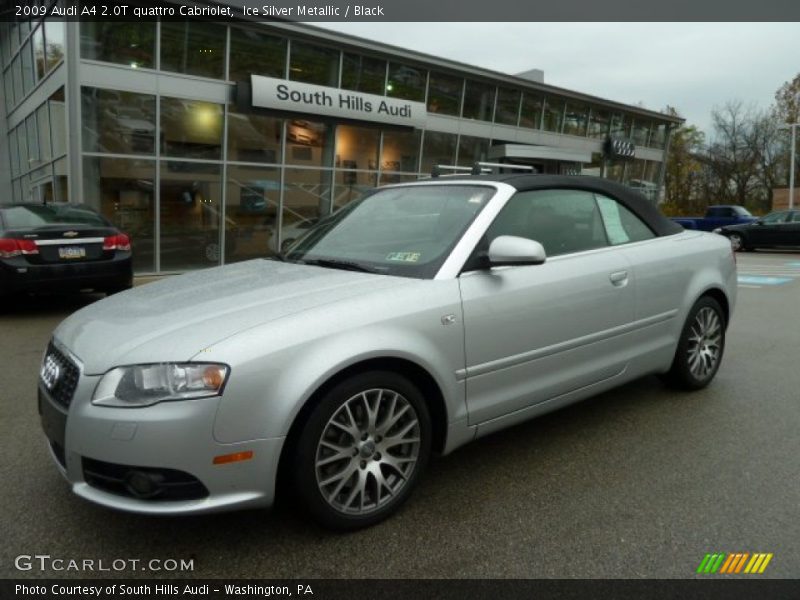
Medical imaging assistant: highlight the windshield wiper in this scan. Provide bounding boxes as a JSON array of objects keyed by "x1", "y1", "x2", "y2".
[{"x1": 301, "y1": 258, "x2": 379, "y2": 273}]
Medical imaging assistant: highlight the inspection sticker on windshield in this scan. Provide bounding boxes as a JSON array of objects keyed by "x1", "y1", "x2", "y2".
[{"x1": 386, "y1": 252, "x2": 421, "y2": 263}]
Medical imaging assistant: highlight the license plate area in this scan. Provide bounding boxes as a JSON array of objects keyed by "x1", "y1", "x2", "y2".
[{"x1": 58, "y1": 246, "x2": 86, "y2": 260}]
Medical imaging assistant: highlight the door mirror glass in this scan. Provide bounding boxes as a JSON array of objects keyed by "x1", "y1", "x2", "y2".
[{"x1": 487, "y1": 235, "x2": 546, "y2": 266}]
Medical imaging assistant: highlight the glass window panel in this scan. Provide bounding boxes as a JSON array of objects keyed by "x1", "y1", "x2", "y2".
[
  {"x1": 645, "y1": 161, "x2": 662, "y2": 184},
  {"x1": 650, "y1": 123, "x2": 667, "y2": 149},
  {"x1": 37, "y1": 102, "x2": 51, "y2": 162},
  {"x1": 33, "y1": 24, "x2": 45, "y2": 80},
  {"x1": 341, "y1": 53, "x2": 386, "y2": 95},
  {"x1": 82, "y1": 87, "x2": 156, "y2": 155},
  {"x1": 17, "y1": 122, "x2": 29, "y2": 174},
  {"x1": 49, "y1": 87, "x2": 66, "y2": 157},
  {"x1": 282, "y1": 168, "x2": 333, "y2": 243},
  {"x1": 161, "y1": 97, "x2": 223, "y2": 160},
  {"x1": 0, "y1": 23, "x2": 9, "y2": 69},
  {"x1": 606, "y1": 160, "x2": 624, "y2": 182},
  {"x1": 596, "y1": 194, "x2": 655, "y2": 245},
  {"x1": 610, "y1": 112, "x2": 629, "y2": 138},
  {"x1": 225, "y1": 164, "x2": 280, "y2": 262},
  {"x1": 462, "y1": 80, "x2": 495, "y2": 121},
  {"x1": 519, "y1": 93, "x2": 543, "y2": 129},
  {"x1": 12, "y1": 55, "x2": 23, "y2": 104},
  {"x1": 289, "y1": 41, "x2": 339, "y2": 87},
  {"x1": 20, "y1": 41, "x2": 34, "y2": 95},
  {"x1": 160, "y1": 21, "x2": 226, "y2": 79},
  {"x1": 229, "y1": 28, "x2": 285, "y2": 82},
  {"x1": 44, "y1": 19, "x2": 65, "y2": 72},
  {"x1": 80, "y1": 22, "x2": 156, "y2": 69},
  {"x1": 26, "y1": 115, "x2": 39, "y2": 166},
  {"x1": 83, "y1": 157, "x2": 155, "y2": 272},
  {"x1": 227, "y1": 109, "x2": 283, "y2": 163},
  {"x1": 13, "y1": 179, "x2": 22, "y2": 204},
  {"x1": 624, "y1": 158, "x2": 646, "y2": 184},
  {"x1": 160, "y1": 161, "x2": 222, "y2": 271},
  {"x1": 494, "y1": 87, "x2": 520, "y2": 126},
  {"x1": 333, "y1": 170, "x2": 377, "y2": 211},
  {"x1": 386, "y1": 62, "x2": 425, "y2": 102},
  {"x1": 427, "y1": 71, "x2": 462, "y2": 116},
  {"x1": 588, "y1": 108, "x2": 610, "y2": 138},
  {"x1": 542, "y1": 97, "x2": 564, "y2": 133},
  {"x1": 18, "y1": 19, "x2": 30, "y2": 39},
  {"x1": 381, "y1": 129, "x2": 420, "y2": 174},
  {"x1": 335, "y1": 124, "x2": 379, "y2": 172},
  {"x1": 456, "y1": 135, "x2": 489, "y2": 166},
  {"x1": 9, "y1": 129, "x2": 19, "y2": 176},
  {"x1": 563, "y1": 102, "x2": 589, "y2": 136},
  {"x1": 4, "y1": 69, "x2": 14, "y2": 112},
  {"x1": 285, "y1": 119, "x2": 334, "y2": 167},
  {"x1": 53, "y1": 156, "x2": 68, "y2": 203},
  {"x1": 420, "y1": 130, "x2": 457, "y2": 174},
  {"x1": 631, "y1": 119, "x2": 651, "y2": 146}
]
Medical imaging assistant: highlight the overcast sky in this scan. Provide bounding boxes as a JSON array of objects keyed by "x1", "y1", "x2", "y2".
[{"x1": 317, "y1": 22, "x2": 799, "y2": 135}]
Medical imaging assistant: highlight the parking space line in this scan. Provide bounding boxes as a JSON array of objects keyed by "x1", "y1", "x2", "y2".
[{"x1": 737, "y1": 284, "x2": 762, "y2": 289}]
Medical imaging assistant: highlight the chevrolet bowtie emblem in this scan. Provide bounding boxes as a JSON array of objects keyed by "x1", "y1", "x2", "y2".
[{"x1": 63, "y1": 231, "x2": 79, "y2": 237}]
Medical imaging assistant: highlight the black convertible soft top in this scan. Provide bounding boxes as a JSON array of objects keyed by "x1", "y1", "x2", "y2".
[{"x1": 445, "y1": 174, "x2": 684, "y2": 238}]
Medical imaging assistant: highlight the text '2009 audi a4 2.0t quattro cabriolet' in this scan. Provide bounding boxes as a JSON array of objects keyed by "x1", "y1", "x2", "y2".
[{"x1": 38, "y1": 173, "x2": 736, "y2": 529}]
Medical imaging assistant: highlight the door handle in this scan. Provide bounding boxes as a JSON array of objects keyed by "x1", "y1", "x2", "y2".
[{"x1": 609, "y1": 270, "x2": 629, "y2": 286}]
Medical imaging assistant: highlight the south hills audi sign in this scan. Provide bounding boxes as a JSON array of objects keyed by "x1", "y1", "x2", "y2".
[{"x1": 250, "y1": 75, "x2": 428, "y2": 128}]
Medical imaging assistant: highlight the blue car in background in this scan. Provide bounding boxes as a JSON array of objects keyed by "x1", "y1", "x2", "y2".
[{"x1": 672, "y1": 205, "x2": 757, "y2": 231}]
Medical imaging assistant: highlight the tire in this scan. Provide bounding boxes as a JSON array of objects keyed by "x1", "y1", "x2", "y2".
[
  {"x1": 728, "y1": 232, "x2": 745, "y2": 252},
  {"x1": 293, "y1": 371, "x2": 432, "y2": 530},
  {"x1": 664, "y1": 296, "x2": 726, "y2": 390}
]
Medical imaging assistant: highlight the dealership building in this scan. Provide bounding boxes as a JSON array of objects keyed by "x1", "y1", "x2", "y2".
[{"x1": 0, "y1": 9, "x2": 681, "y2": 273}]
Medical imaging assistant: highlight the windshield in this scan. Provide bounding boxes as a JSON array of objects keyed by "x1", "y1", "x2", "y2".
[
  {"x1": 284, "y1": 184, "x2": 495, "y2": 278},
  {"x1": 1, "y1": 205, "x2": 109, "y2": 229},
  {"x1": 733, "y1": 206, "x2": 753, "y2": 217}
]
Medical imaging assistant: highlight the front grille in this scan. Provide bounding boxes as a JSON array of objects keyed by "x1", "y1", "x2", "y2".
[
  {"x1": 41, "y1": 342, "x2": 80, "y2": 408},
  {"x1": 82, "y1": 458, "x2": 209, "y2": 501}
]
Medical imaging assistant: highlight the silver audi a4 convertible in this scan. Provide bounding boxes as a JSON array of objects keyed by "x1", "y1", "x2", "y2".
[{"x1": 39, "y1": 174, "x2": 737, "y2": 529}]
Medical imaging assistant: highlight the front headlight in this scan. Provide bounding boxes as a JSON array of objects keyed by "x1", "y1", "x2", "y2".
[
  {"x1": 712, "y1": 228, "x2": 722, "y2": 234},
  {"x1": 92, "y1": 363, "x2": 229, "y2": 408}
]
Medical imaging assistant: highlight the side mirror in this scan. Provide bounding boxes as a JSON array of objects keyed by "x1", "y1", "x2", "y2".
[{"x1": 487, "y1": 235, "x2": 546, "y2": 267}]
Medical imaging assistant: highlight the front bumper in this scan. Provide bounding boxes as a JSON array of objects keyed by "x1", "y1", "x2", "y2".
[{"x1": 38, "y1": 352, "x2": 285, "y2": 515}]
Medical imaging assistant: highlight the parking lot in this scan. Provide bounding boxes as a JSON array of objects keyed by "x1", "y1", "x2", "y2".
[{"x1": 1, "y1": 251, "x2": 799, "y2": 579}]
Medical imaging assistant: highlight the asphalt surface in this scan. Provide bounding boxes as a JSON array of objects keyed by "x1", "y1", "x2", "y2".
[{"x1": 1, "y1": 252, "x2": 799, "y2": 579}]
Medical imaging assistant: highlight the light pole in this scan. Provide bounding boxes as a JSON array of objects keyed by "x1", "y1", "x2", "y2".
[{"x1": 779, "y1": 92, "x2": 800, "y2": 210}]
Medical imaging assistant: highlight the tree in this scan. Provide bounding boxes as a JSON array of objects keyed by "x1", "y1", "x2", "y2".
[
  {"x1": 774, "y1": 73, "x2": 800, "y2": 124},
  {"x1": 663, "y1": 107, "x2": 707, "y2": 214}
]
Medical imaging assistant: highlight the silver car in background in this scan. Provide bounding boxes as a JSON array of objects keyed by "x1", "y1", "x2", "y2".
[{"x1": 38, "y1": 174, "x2": 736, "y2": 529}]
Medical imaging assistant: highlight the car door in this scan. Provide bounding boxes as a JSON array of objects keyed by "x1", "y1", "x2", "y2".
[
  {"x1": 750, "y1": 211, "x2": 790, "y2": 246},
  {"x1": 786, "y1": 211, "x2": 800, "y2": 246},
  {"x1": 458, "y1": 188, "x2": 635, "y2": 425}
]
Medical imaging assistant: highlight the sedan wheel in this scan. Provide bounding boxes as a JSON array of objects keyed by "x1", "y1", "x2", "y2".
[
  {"x1": 728, "y1": 233, "x2": 744, "y2": 252},
  {"x1": 294, "y1": 371, "x2": 431, "y2": 530},
  {"x1": 664, "y1": 296, "x2": 726, "y2": 390}
]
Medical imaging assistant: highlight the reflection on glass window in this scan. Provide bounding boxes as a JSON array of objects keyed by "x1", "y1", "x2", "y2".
[
  {"x1": 285, "y1": 119, "x2": 334, "y2": 167},
  {"x1": 420, "y1": 131, "x2": 457, "y2": 174},
  {"x1": 33, "y1": 25, "x2": 45, "y2": 80},
  {"x1": 49, "y1": 87, "x2": 66, "y2": 157},
  {"x1": 12, "y1": 54, "x2": 23, "y2": 105},
  {"x1": 229, "y1": 28, "x2": 285, "y2": 82},
  {"x1": 427, "y1": 71, "x2": 462, "y2": 116},
  {"x1": 588, "y1": 108, "x2": 610, "y2": 138},
  {"x1": 226, "y1": 164, "x2": 280, "y2": 262},
  {"x1": 462, "y1": 80, "x2": 495, "y2": 121},
  {"x1": 80, "y1": 22, "x2": 156, "y2": 69},
  {"x1": 494, "y1": 87, "x2": 520, "y2": 126},
  {"x1": 161, "y1": 21, "x2": 226, "y2": 79},
  {"x1": 381, "y1": 129, "x2": 420, "y2": 174},
  {"x1": 631, "y1": 119, "x2": 651, "y2": 146},
  {"x1": 457, "y1": 135, "x2": 488, "y2": 166},
  {"x1": 44, "y1": 19, "x2": 65, "y2": 72},
  {"x1": 4, "y1": 69, "x2": 14, "y2": 112},
  {"x1": 650, "y1": 123, "x2": 667, "y2": 148},
  {"x1": 386, "y1": 62, "x2": 425, "y2": 102},
  {"x1": 160, "y1": 161, "x2": 223, "y2": 271},
  {"x1": 335, "y1": 124, "x2": 379, "y2": 173},
  {"x1": 37, "y1": 103, "x2": 51, "y2": 163},
  {"x1": 519, "y1": 93, "x2": 543, "y2": 129},
  {"x1": 282, "y1": 168, "x2": 333, "y2": 249},
  {"x1": 82, "y1": 87, "x2": 156, "y2": 155},
  {"x1": 610, "y1": 112, "x2": 628, "y2": 138},
  {"x1": 161, "y1": 97, "x2": 223, "y2": 160},
  {"x1": 563, "y1": 102, "x2": 589, "y2": 136},
  {"x1": 341, "y1": 53, "x2": 386, "y2": 95},
  {"x1": 8, "y1": 129, "x2": 19, "y2": 176},
  {"x1": 20, "y1": 42, "x2": 34, "y2": 95},
  {"x1": 228, "y1": 109, "x2": 283, "y2": 163},
  {"x1": 333, "y1": 170, "x2": 377, "y2": 211},
  {"x1": 83, "y1": 157, "x2": 155, "y2": 272},
  {"x1": 542, "y1": 97, "x2": 564, "y2": 133},
  {"x1": 289, "y1": 41, "x2": 339, "y2": 87}
]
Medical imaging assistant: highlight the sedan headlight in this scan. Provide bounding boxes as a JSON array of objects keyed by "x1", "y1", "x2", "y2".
[
  {"x1": 712, "y1": 228, "x2": 722, "y2": 234},
  {"x1": 92, "y1": 363, "x2": 229, "y2": 408}
]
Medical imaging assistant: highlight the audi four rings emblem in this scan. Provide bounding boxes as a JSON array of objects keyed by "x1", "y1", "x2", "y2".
[{"x1": 41, "y1": 355, "x2": 61, "y2": 390}]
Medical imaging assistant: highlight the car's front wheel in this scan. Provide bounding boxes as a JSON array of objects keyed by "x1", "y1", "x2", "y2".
[
  {"x1": 664, "y1": 296, "x2": 726, "y2": 390},
  {"x1": 294, "y1": 371, "x2": 431, "y2": 530}
]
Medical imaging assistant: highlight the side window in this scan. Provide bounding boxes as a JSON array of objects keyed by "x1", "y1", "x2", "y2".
[
  {"x1": 791, "y1": 212, "x2": 800, "y2": 223},
  {"x1": 595, "y1": 194, "x2": 656, "y2": 245},
  {"x1": 484, "y1": 189, "x2": 609, "y2": 258},
  {"x1": 762, "y1": 212, "x2": 788, "y2": 224}
]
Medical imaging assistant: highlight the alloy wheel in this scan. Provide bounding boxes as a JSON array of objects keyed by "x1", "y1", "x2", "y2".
[{"x1": 686, "y1": 306, "x2": 722, "y2": 381}]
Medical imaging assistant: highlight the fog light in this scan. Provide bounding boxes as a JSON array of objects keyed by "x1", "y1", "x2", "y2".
[{"x1": 124, "y1": 470, "x2": 164, "y2": 498}]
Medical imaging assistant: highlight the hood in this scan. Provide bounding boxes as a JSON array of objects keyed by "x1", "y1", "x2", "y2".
[{"x1": 54, "y1": 259, "x2": 409, "y2": 374}]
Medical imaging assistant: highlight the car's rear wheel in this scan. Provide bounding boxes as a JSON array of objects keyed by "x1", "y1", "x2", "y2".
[
  {"x1": 294, "y1": 371, "x2": 431, "y2": 530},
  {"x1": 664, "y1": 296, "x2": 726, "y2": 390}
]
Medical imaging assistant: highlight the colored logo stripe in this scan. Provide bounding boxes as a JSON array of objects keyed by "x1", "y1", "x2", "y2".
[{"x1": 697, "y1": 553, "x2": 773, "y2": 574}]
